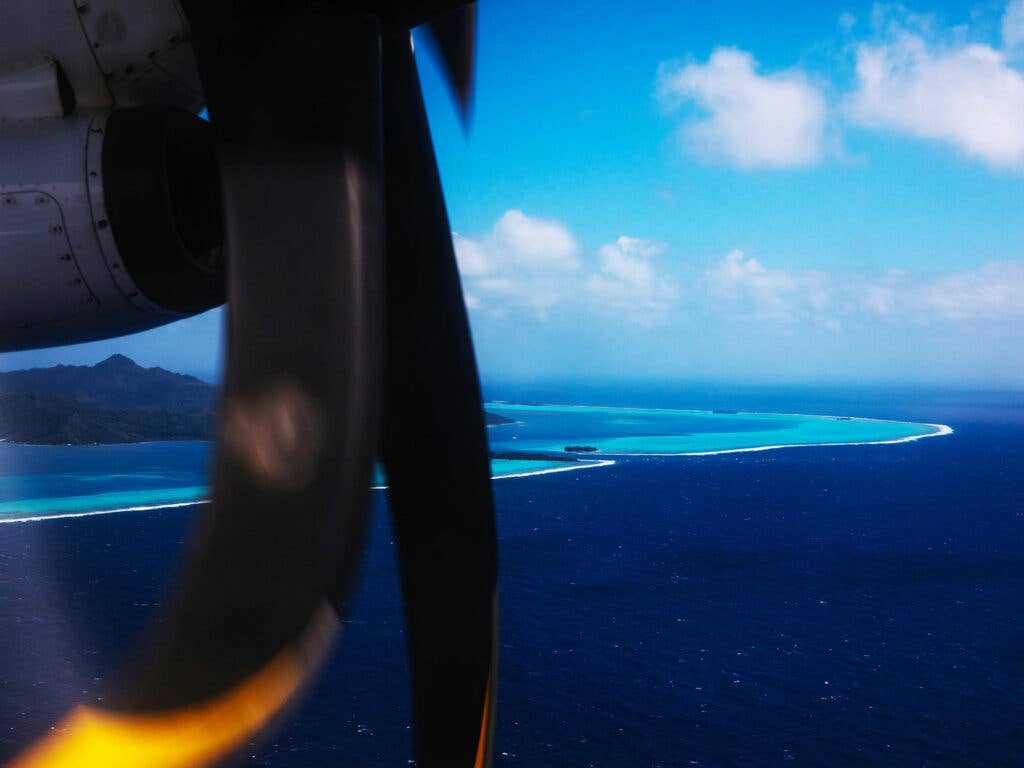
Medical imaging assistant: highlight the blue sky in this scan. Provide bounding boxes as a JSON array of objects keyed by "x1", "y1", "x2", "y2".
[{"x1": 3, "y1": 0, "x2": 1024, "y2": 385}]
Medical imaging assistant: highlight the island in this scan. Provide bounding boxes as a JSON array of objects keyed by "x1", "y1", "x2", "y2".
[
  {"x1": 0, "y1": 355, "x2": 216, "y2": 444},
  {"x1": 490, "y1": 451, "x2": 578, "y2": 463},
  {"x1": 485, "y1": 412, "x2": 516, "y2": 426},
  {"x1": 564, "y1": 445, "x2": 599, "y2": 453},
  {"x1": 0, "y1": 355, "x2": 520, "y2": 445}
]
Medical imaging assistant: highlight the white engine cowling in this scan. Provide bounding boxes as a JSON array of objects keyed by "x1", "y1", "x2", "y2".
[
  {"x1": 0, "y1": 106, "x2": 224, "y2": 351},
  {"x1": 0, "y1": 0, "x2": 223, "y2": 352}
]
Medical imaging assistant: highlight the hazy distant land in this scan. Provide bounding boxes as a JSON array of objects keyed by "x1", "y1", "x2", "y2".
[{"x1": 0, "y1": 355, "x2": 515, "y2": 445}]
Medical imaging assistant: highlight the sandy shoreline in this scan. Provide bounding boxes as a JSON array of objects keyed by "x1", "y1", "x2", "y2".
[
  {"x1": 0, "y1": 460, "x2": 617, "y2": 523},
  {"x1": 600, "y1": 422, "x2": 954, "y2": 456},
  {"x1": 0, "y1": 499, "x2": 212, "y2": 524}
]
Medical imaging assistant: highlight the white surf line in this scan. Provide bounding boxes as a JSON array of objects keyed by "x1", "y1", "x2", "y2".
[
  {"x1": 491, "y1": 459, "x2": 615, "y2": 480},
  {"x1": 371, "y1": 459, "x2": 616, "y2": 490},
  {"x1": 598, "y1": 423, "x2": 954, "y2": 457},
  {"x1": 0, "y1": 499, "x2": 211, "y2": 524},
  {"x1": 4, "y1": 461, "x2": 619, "y2": 521},
  {"x1": 0, "y1": 439, "x2": 213, "y2": 448}
]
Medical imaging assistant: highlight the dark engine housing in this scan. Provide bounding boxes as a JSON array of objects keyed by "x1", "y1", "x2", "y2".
[{"x1": 0, "y1": 106, "x2": 225, "y2": 352}]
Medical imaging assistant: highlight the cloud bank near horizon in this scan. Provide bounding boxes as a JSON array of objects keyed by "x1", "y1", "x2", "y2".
[
  {"x1": 455, "y1": 211, "x2": 677, "y2": 325},
  {"x1": 455, "y1": 212, "x2": 1024, "y2": 333}
]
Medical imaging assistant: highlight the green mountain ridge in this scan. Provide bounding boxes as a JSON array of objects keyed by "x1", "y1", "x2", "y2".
[
  {"x1": 0, "y1": 355, "x2": 216, "y2": 444},
  {"x1": 0, "y1": 355, "x2": 513, "y2": 444}
]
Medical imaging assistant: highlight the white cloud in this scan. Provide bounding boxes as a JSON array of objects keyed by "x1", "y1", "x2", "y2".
[
  {"x1": 457, "y1": 221, "x2": 1024, "y2": 330},
  {"x1": 846, "y1": 19, "x2": 1024, "y2": 170},
  {"x1": 586, "y1": 237, "x2": 677, "y2": 325},
  {"x1": 704, "y1": 250, "x2": 1024, "y2": 325},
  {"x1": 452, "y1": 234, "x2": 490, "y2": 277},
  {"x1": 455, "y1": 213, "x2": 676, "y2": 324},
  {"x1": 488, "y1": 209, "x2": 582, "y2": 272},
  {"x1": 917, "y1": 261, "x2": 1024, "y2": 319},
  {"x1": 453, "y1": 210, "x2": 581, "y2": 317},
  {"x1": 705, "y1": 249, "x2": 831, "y2": 321},
  {"x1": 654, "y1": 3, "x2": 1024, "y2": 172},
  {"x1": 1004, "y1": 0, "x2": 1024, "y2": 50},
  {"x1": 858, "y1": 270, "x2": 905, "y2": 316},
  {"x1": 453, "y1": 210, "x2": 580, "y2": 280},
  {"x1": 657, "y1": 48, "x2": 828, "y2": 169}
]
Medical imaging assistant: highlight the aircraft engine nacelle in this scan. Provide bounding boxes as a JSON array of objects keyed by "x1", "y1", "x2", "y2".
[{"x1": 0, "y1": 105, "x2": 224, "y2": 352}]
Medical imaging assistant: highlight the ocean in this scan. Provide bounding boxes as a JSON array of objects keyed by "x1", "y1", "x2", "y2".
[{"x1": 0, "y1": 385, "x2": 1021, "y2": 766}]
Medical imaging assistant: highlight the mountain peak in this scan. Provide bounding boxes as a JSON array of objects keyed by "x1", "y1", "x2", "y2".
[{"x1": 95, "y1": 354, "x2": 140, "y2": 371}]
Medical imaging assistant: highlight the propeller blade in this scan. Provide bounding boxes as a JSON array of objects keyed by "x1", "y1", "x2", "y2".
[
  {"x1": 118, "y1": 0, "x2": 385, "y2": 717},
  {"x1": 9, "y1": 3, "x2": 495, "y2": 767},
  {"x1": 10, "y1": 6, "x2": 385, "y2": 766},
  {"x1": 381, "y1": 28, "x2": 497, "y2": 768},
  {"x1": 423, "y1": 2, "x2": 478, "y2": 127}
]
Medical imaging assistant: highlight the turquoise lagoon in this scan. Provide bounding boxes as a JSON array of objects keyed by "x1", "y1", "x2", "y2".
[
  {"x1": 0, "y1": 442, "x2": 213, "y2": 522},
  {"x1": 486, "y1": 403, "x2": 948, "y2": 455},
  {"x1": 0, "y1": 405, "x2": 947, "y2": 521}
]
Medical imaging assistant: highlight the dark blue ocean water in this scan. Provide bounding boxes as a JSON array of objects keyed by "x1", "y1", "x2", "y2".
[{"x1": 0, "y1": 387, "x2": 1021, "y2": 766}]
